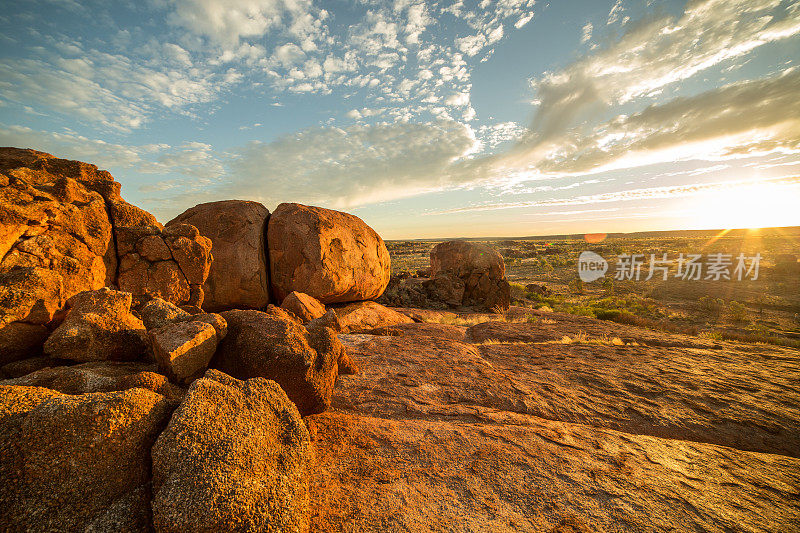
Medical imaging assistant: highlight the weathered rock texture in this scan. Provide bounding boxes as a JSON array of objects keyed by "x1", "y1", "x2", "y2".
[
  {"x1": 43, "y1": 288, "x2": 150, "y2": 362},
  {"x1": 281, "y1": 291, "x2": 326, "y2": 323},
  {"x1": 0, "y1": 385, "x2": 174, "y2": 532},
  {"x1": 0, "y1": 361, "x2": 185, "y2": 400},
  {"x1": 150, "y1": 320, "x2": 219, "y2": 384},
  {"x1": 213, "y1": 309, "x2": 343, "y2": 415},
  {"x1": 430, "y1": 240, "x2": 511, "y2": 310},
  {"x1": 116, "y1": 224, "x2": 211, "y2": 308},
  {"x1": 167, "y1": 200, "x2": 270, "y2": 311},
  {"x1": 333, "y1": 300, "x2": 414, "y2": 333},
  {"x1": 0, "y1": 148, "x2": 166, "y2": 363},
  {"x1": 308, "y1": 316, "x2": 800, "y2": 530},
  {"x1": 151, "y1": 370, "x2": 311, "y2": 533},
  {"x1": 267, "y1": 203, "x2": 391, "y2": 304}
]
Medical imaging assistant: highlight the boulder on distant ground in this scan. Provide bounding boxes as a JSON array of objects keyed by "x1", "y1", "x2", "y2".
[
  {"x1": 0, "y1": 385, "x2": 174, "y2": 532},
  {"x1": 43, "y1": 288, "x2": 150, "y2": 362},
  {"x1": 116, "y1": 224, "x2": 212, "y2": 308},
  {"x1": 150, "y1": 321, "x2": 219, "y2": 384},
  {"x1": 430, "y1": 240, "x2": 511, "y2": 311},
  {"x1": 334, "y1": 301, "x2": 414, "y2": 333},
  {"x1": 151, "y1": 370, "x2": 311, "y2": 533},
  {"x1": 267, "y1": 203, "x2": 391, "y2": 304},
  {"x1": 213, "y1": 309, "x2": 342, "y2": 415},
  {"x1": 423, "y1": 273, "x2": 465, "y2": 307},
  {"x1": 167, "y1": 200, "x2": 271, "y2": 311},
  {"x1": 281, "y1": 291, "x2": 326, "y2": 323},
  {"x1": 0, "y1": 361, "x2": 184, "y2": 400}
]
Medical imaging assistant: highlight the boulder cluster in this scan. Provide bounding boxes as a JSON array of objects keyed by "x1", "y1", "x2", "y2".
[
  {"x1": 379, "y1": 240, "x2": 511, "y2": 311},
  {"x1": 0, "y1": 148, "x2": 402, "y2": 531}
]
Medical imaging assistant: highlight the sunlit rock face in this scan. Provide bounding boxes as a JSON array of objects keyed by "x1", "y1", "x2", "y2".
[
  {"x1": 0, "y1": 148, "x2": 212, "y2": 364},
  {"x1": 267, "y1": 202, "x2": 391, "y2": 305},
  {"x1": 167, "y1": 200, "x2": 271, "y2": 312}
]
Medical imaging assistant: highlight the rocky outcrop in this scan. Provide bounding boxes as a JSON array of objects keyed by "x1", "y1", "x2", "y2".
[
  {"x1": 167, "y1": 200, "x2": 271, "y2": 311},
  {"x1": 0, "y1": 149, "x2": 117, "y2": 295},
  {"x1": 430, "y1": 240, "x2": 511, "y2": 310},
  {"x1": 0, "y1": 385, "x2": 174, "y2": 532},
  {"x1": 43, "y1": 288, "x2": 150, "y2": 362},
  {"x1": 0, "y1": 361, "x2": 185, "y2": 400},
  {"x1": 116, "y1": 224, "x2": 212, "y2": 308},
  {"x1": 281, "y1": 291, "x2": 326, "y2": 323},
  {"x1": 267, "y1": 203, "x2": 391, "y2": 304},
  {"x1": 333, "y1": 301, "x2": 414, "y2": 333},
  {"x1": 151, "y1": 370, "x2": 311, "y2": 533},
  {"x1": 213, "y1": 309, "x2": 343, "y2": 415}
]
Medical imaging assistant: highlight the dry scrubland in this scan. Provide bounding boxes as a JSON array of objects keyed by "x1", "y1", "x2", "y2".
[{"x1": 386, "y1": 228, "x2": 800, "y2": 349}]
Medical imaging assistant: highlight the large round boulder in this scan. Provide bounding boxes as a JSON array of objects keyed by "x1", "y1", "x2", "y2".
[
  {"x1": 167, "y1": 200, "x2": 271, "y2": 311},
  {"x1": 212, "y1": 309, "x2": 342, "y2": 415},
  {"x1": 151, "y1": 370, "x2": 311, "y2": 533},
  {"x1": 267, "y1": 203, "x2": 390, "y2": 304},
  {"x1": 430, "y1": 240, "x2": 511, "y2": 311}
]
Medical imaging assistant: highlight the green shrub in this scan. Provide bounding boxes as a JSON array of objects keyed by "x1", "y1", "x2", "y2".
[
  {"x1": 727, "y1": 301, "x2": 749, "y2": 322},
  {"x1": 699, "y1": 296, "x2": 724, "y2": 316}
]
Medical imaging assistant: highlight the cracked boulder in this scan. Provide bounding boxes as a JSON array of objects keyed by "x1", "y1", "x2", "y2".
[
  {"x1": 167, "y1": 200, "x2": 271, "y2": 311},
  {"x1": 267, "y1": 202, "x2": 391, "y2": 304},
  {"x1": 116, "y1": 224, "x2": 212, "y2": 308},
  {"x1": 0, "y1": 385, "x2": 174, "y2": 532},
  {"x1": 151, "y1": 369, "x2": 311, "y2": 533},
  {"x1": 213, "y1": 309, "x2": 342, "y2": 415},
  {"x1": 43, "y1": 288, "x2": 150, "y2": 362}
]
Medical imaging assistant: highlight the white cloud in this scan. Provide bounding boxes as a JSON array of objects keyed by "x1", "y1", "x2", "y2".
[
  {"x1": 580, "y1": 22, "x2": 593, "y2": 43},
  {"x1": 526, "y1": 0, "x2": 800, "y2": 144},
  {"x1": 163, "y1": 0, "x2": 314, "y2": 48}
]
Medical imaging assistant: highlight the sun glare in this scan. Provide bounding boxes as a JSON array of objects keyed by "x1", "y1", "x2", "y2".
[{"x1": 689, "y1": 183, "x2": 800, "y2": 230}]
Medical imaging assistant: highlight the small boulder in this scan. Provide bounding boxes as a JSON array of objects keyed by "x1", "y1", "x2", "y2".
[
  {"x1": 213, "y1": 309, "x2": 342, "y2": 415},
  {"x1": 151, "y1": 370, "x2": 311, "y2": 533},
  {"x1": 116, "y1": 224, "x2": 212, "y2": 308},
  {"x1": 333, "y1": 301, "x2": 414, "y2": 333},
  {"x1": 0, "y1": 361, "x2": 184, "y2": 400},
  {"x1": 173, "y1": 312, "x2": 228, "y2": 341},
  {"x1": 167, "y1": 200, "x2": 271, "y2": 311},
  {"x1": 137, "y1": 297, "x2": 190, "y2": 330},
  {"x1": 150, "y1": 321, "x2": 219, "y2": 384},
  {"x1": 43, "y1": 288, "x2": 149, "y2": 362},
  {"x1": 267, "y1": 203, "x2": 391, "y2": 304},
  {"x1": 281, "y1": 291, "x2": 326, "y2": 323}
]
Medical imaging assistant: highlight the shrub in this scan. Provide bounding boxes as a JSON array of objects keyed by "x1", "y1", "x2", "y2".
[
  {"x1": 699, "y1": 295, "x2": 723, "y2": 316},
  {"x1": 727, "y1": 301, "x2": 749, "y2": 322}
]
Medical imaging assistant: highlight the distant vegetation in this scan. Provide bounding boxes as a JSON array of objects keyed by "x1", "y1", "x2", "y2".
[{"x1": 386, "y1": 228, "x2": 800, "y2": 349}]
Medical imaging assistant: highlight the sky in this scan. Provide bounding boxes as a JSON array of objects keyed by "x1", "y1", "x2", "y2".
[{"x1": 1, "y1": 0, "x2": 799, "y2": 239}]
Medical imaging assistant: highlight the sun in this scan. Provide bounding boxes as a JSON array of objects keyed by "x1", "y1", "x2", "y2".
[{"x1": 689, "y1": 182, "x2": 800, "y2": 230}]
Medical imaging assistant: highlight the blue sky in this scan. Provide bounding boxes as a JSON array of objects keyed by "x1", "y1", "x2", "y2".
[{"x1": 1, "y1": 0, "x2": 799, "y2": 238}]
